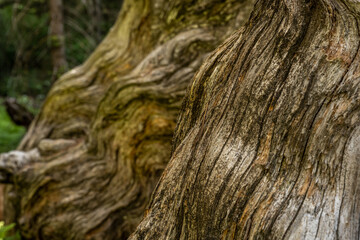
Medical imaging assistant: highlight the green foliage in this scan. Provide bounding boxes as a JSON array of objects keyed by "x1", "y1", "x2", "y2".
[
  {"x1": 49, "y1": 35, "x2": 64, "y2": 48},
  {"x1": 0, "y1": 4, "x2": 51, "y2": 98},
  {"x1": 0, "y1": 222, "x2": 21, "y2": 240},
  {"x1": 0, "y1": 0, "x2": 123, "y2": 120},
  {"x1": 0, "y1": 0, "x2": 122, "y2": 100},
  {"x1": 15, "y1": 95, "x2": 40, "y2": 114},
  {"x1": 0, "y1": 100, "x2": 26, "y2": 153},
  {"x1": 4, "y1": 72, "x2": 51, "y2": 98}
]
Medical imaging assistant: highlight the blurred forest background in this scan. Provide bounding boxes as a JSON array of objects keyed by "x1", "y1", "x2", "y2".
[{"x1": 0, "y1": 0, "x2": 123, "y2": 152}]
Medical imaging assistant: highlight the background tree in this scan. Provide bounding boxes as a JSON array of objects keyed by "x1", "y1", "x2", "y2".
[
  {"x1": 48, "y1": 0, "x2": 67, "y2": 81},
  {"x1": 0, "y1": 0, "x2": 123, "y2": 156},
  {"x1": 0, "y1": 0, "x2": 121, "y2": 102},
  {"x1": 0, "y1": 0, "x2": 254, "y2": 239},
  {"x1": 130, "y1": 0, "x2": 360, "y2": 239}
]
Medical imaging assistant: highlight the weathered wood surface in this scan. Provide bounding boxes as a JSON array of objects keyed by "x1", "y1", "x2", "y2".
[
  {"x1": 0, "y1": 0, "x2": 254, "y2": 239},
  {"x1": 130, "y1": 0, "x2": 360, "y2": 239}
]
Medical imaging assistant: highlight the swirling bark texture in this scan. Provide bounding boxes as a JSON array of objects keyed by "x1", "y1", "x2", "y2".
[
  {"x1": 0, "y1": 0, "x2": 254, "y2": 239},
  {"x1": 130, "y1": 0, "x2": 360, "y2": 239}
]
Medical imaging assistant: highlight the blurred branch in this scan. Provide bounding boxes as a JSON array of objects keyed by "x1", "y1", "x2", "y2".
[
  {"x1": 65, "y1": 17, "x2": 97, "y2": 48},
  {"x1": 12, "y1": 0, "x2": 33, "y2": 28},
  {"x1": 64, "y1": 4, "x2": 98, "y2": 46}
]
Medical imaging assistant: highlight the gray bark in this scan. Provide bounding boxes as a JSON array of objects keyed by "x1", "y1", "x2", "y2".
[{"x1": 130, "y1": 0, "x2": 360, "y2": 239}]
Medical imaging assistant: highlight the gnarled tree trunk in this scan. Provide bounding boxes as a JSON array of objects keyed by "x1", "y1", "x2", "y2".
[
  {"x1": 0, "y1": 0, "x2": 253, "y2": 239},
  {"x1": 131, "y1": 0, "x2": 360, "y2": 239}
]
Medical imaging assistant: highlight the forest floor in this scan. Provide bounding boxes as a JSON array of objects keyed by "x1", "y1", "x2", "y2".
[{"x1": 0, "y1": 99, "x2": 25, "y2": 153}]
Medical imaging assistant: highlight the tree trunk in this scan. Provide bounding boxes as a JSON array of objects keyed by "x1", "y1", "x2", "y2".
[
  {"x1": 0, "y1": 0, "x2": 253, "y2": 239},
  {"x1": 48, "y1": 0, "x2": 67, "y2": 81},
  {"x1": 130, "y1": 0, "x2": 360, "y2": 239}
]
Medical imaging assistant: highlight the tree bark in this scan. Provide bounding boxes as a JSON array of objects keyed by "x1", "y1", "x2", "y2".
[
  {"x1": 48, "y1": 0, "x2": 68, "y2": 81},
  {"x1": 0, "y1": 0, "x2": 254, "y2": 239},
  {"x1": 130, "y1": 0, "x2": 360, "y2": 239}
]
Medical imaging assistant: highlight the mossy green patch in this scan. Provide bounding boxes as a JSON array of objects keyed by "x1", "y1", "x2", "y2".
[{"x1": 0, "y1": 100, "x2": 26, "y2": 153}]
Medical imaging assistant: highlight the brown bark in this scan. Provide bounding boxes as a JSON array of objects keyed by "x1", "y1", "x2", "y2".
[
  {"x1": 0, "y1": 0, "x2": 254, "y2": 239},
  {"x1": 49, "y1": 0, "x2": 67, "y2": 81},
  {"x1": 130, "y1": 0, "x2": 360, "y2": 239}
]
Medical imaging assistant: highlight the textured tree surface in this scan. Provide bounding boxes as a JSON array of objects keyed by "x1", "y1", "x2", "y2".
[
  {"x1": 0, "y1": 0, "x2": 253, "y2": 239},
  {"x1": 131, "y1": 0, "x2": 360, "y2": 239}
]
